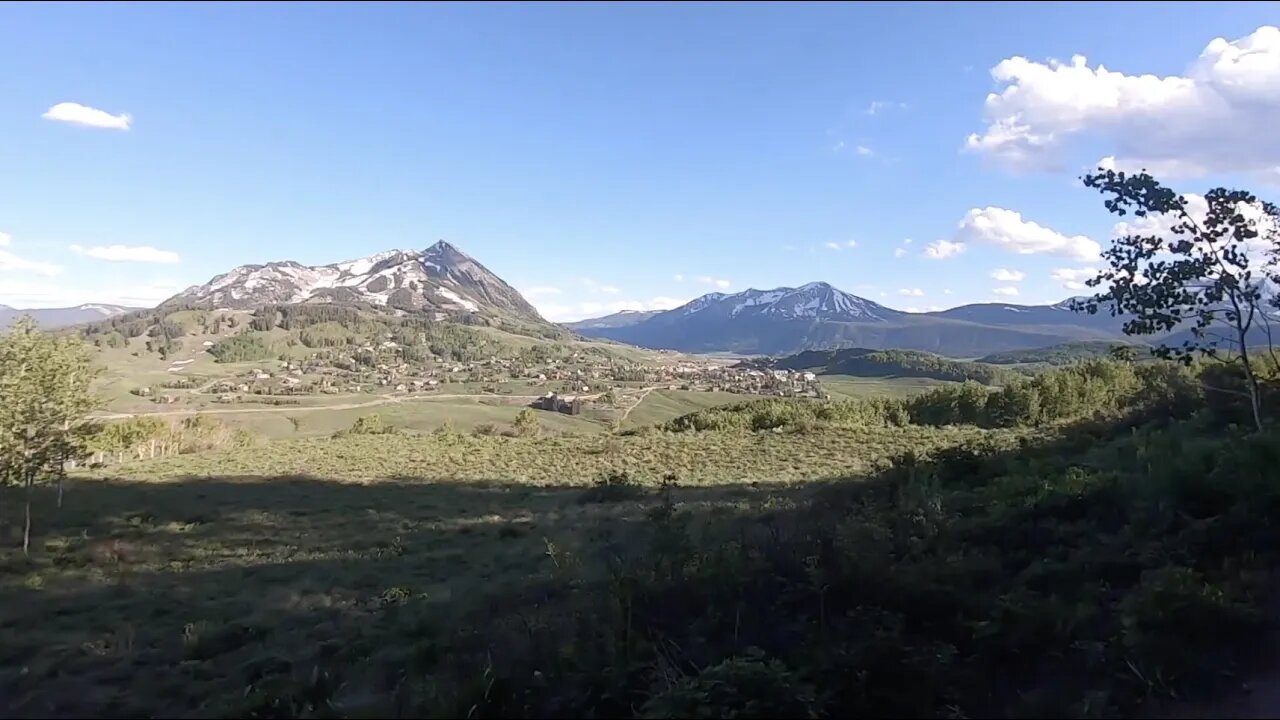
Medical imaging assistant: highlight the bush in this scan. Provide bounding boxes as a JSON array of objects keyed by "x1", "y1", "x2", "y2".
[
  {"x1": 640, "y1": 649, "x2": 821, "y2": 719},
  {"x1": 578, "y1": 470, "x2": 645, "y2": 504},
  {"x1": 514, "y1": 408, "x2": 540, "y2": 438},
  {"x1": 335, "y1": 414, "x2": 397, "y2": 437}
]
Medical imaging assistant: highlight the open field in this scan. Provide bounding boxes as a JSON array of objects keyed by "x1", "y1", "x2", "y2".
[
  {"x1": 0, "y1": 423, "x2": 1012, "y2": 717},
  {"x1": 816, "y1": 374, "x2": 951, "y2": 400}
]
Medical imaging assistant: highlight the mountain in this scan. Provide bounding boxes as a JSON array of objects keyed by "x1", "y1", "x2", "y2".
[
  {"x1": 570, "y1": 283, "x2": 1131, "y2": 357},
  {"x1": 564, "y1": 309, "x2": 663, "y2": 330},
  {"x1": 922, "y1": 299, "x2": 1125, "y2": 331},
  {"x1": 0, "y1": 303, "x2": 140, "y2": 329},
  {"x1": 165, "y1": 240, "x2": 544, "y2": 323}
]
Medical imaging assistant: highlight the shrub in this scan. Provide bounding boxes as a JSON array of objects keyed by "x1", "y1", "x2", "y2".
[
  {"x1": 577, "y1": 470, "x2": 645, "y2": 504},
  {"x1": 513, "y1": 408, "x2": 540, "y2": 438},
  {"x1": 335, "y1": 414, "x2": 397, "y2": 437}
]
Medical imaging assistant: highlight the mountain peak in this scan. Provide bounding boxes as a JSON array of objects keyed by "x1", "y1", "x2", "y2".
[
  {"x1": 164, "y1": 241, "x2": 545, "y2": 322},
  {"x1": 425, "y1": 239, "x2": 464, "y2": 256}
]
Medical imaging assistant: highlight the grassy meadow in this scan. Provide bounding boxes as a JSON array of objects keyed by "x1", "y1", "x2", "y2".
[{"x1": 6, "y1": 356, "x2": 1280, "y2": 718}]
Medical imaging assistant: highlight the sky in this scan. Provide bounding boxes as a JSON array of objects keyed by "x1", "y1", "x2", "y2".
[{"x1": 1, "y1": 2, "x2": 1278, "y2": 321}]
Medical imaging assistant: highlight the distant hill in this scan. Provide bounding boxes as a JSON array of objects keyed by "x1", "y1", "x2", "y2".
[
  {"x1": 752, "y1": 347, "x2": 1025, "y2": 386},
  {"x1": 563, "y1": 309, "x2": 662, "y2": 330},
  {"x1": 0, "y1": 303, "x2": 140, "y2": 329},
  {"x1": 978, "y1": 340, "x2": 1150, "y2": 365},
  {"x1": 571, "y1": 283, "x2": 1128, "y2": 357}
]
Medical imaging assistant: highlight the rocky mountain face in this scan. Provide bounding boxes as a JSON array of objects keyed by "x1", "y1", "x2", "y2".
[
  {"x1": 164, "y1": 241, "x2": 545, "y2": 322},
  {"x1": 0, "y1": 303, "x2": 139, "y2": 329},
  {"x1": 570, "y1": 284, "x2": 1130, "y2": 357}
]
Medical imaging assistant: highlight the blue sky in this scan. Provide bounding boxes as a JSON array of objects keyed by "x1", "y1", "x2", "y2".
[{"x1": 1, "y1": 2, "x2": 1277, "y2": 320}]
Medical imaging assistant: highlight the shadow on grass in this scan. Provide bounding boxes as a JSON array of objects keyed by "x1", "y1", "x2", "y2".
[
  {"x1": 0, "y1": 472, "x2": 803, "y2": 718},
  {"x1": 0, "y1": 412, "x2": 1277, "y2": 718}
]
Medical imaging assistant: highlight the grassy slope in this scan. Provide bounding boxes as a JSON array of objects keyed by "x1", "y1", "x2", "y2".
[
  {"x1": 622, "y1": 389, "x2": 745, "y2": 428},
  {"x1": 818, "y1": 375, "x2": 950, "y2": 401}
]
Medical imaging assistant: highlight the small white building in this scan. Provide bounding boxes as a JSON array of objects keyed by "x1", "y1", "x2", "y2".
[{"x1": 802, "y1": 372, "x2": 817, "y2": 382}]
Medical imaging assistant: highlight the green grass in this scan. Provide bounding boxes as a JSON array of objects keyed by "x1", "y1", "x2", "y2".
[
  {"x1": 817, "y1": 375, "x2": 951, "y2": 401},
  {"x1": 0, "y1": 422, "x2": 1010, "y2": 716},
  {"x1": 99, "y1": 424, "x2": 1008, "y2": 483},
  {"x1": 622, "y1": 389, "x2": 745, "y2": 428}
]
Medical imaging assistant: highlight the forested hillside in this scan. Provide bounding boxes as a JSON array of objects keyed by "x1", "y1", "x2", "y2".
[{"x1": 763, "y1": 347, "x2": 1026, "y2": 385}]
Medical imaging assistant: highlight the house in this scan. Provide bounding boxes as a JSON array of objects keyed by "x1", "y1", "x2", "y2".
[
  {"x1": 531, "y1": 392, "x2": 584, "y2": 415},
  {"x1": 255, "y1": 372, "x2": 271, "y2": 380},
  {"x1": 202, "y1": 340, "x2": 215, "y2": 347},
  {"x1": 802, "y1": 372, "x2": 817, "y2": 382}
]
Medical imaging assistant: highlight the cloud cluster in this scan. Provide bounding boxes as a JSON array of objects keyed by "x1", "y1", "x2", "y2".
[
  {"x1": 70, "y1": 244, "x2": 180, "y2": 263},
  {"x1": 990, "y1": 268, "x2": 1025, "y2": 282},
  {"x1": 923, "y1": 239, "x2": 965, "y2": 259},
  {"x1": 966, "y1": 25, "x2": 1280, "y2": 182},
  {"x1": 898, "y1": 288, "x2": 924, "y2": 297},
  {"x1": 1051, "y1": 267, "x2": 1099, "y2": 291},
  {"x1": 956, "y1": 207, "x2": 1100, "y2": 261},
  {"x1": 43, "y1": 102, "x2": 132, "y2": 130},
  {"x1": 992, "y1": 286, "x2": 1020, "y2": 297},
  {"x1": 696, "y1": 276, "x2": 732, "y2": 289}
]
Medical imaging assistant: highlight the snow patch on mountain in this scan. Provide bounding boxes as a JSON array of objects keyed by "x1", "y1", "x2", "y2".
[{"x1": 436, "y1": 287, "x2": 477, "y2": 312}]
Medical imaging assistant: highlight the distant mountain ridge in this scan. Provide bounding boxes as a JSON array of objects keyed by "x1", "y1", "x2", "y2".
[
  {"x1": 0, "y1": 303, "x2": 140, "y2": 329},
  {"x1": 569, "y1": 283, "x2": 1129, "y2": 357},
  {"x1": 165, "y1": 240, "x2": 545, "y2": 323}
]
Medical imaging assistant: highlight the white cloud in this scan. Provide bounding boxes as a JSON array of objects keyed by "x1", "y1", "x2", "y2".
[
  {"x1": 696, "y1": 276, "x2": 731, "y2": 289},
  {"x1": 0, "y1": 279, "x2": 179, "y2": 308},
  {"x1": 902, "y1": 238, "x2": 914, "y2": 245},
  {"x1": 898, "y1": 288, "x2": 925, "y2": 297},
  {"x1": 866, "y1": 100, "x2": 907, "y2": 116},
  {"x1": 923, "y1": 239, "x2": 966, "y2": 259},
  {"x1": 42, "y1": 102, "x2": 132, "y2": 130},
  {"x1": 824, "y1": 242, "x2": 841, "y2": 250},
  {"x1": 845, "y1": 239, "x2": 858, "y2": 248},
  {"x1": 1108, "y1": 192, "x2": 1279, "y2": 262},
  {"x1": 69, "y1": 244, "x2": 180, "y2": 263},
  {"x1": 893, "y1": 248, "x2": 907, "y2": 258},
  {"x1": 855, "y1": 145, "x2": 875, "y2": 157},
  {"x1": 537, "y1": 295, "x2": 690, "y2": 323},
  {"x1": 0, "y1": 232, "x2": 62, "y2": 276},
  {"x1": 956, "y1": 207, "x2": 1100, "y2": 261},
  {"x1": 943, "y1": 289, "x2": 953, "y2": 295},
  {"x1": 1051, "y1": 267, "x2": 1101, "y2": 291},
  {"x1": 522, "y1": 286, "x2": 562, "y2": 298},
  {"x1": 581, "y1": 278, "x2": 622, "y2": 294},
  {"x1": 965, "y1": 25, "x2": 1280, "y2": 182},
  {"x1": 673, "y1": 274, "x2": 684, "y2": 282},
  {"x1": 992, "y1": 286, "x2": 1020, "y2": 297},
  {"x1": 990, "y1": 268, "x2": 1026, "y2": 282}
]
